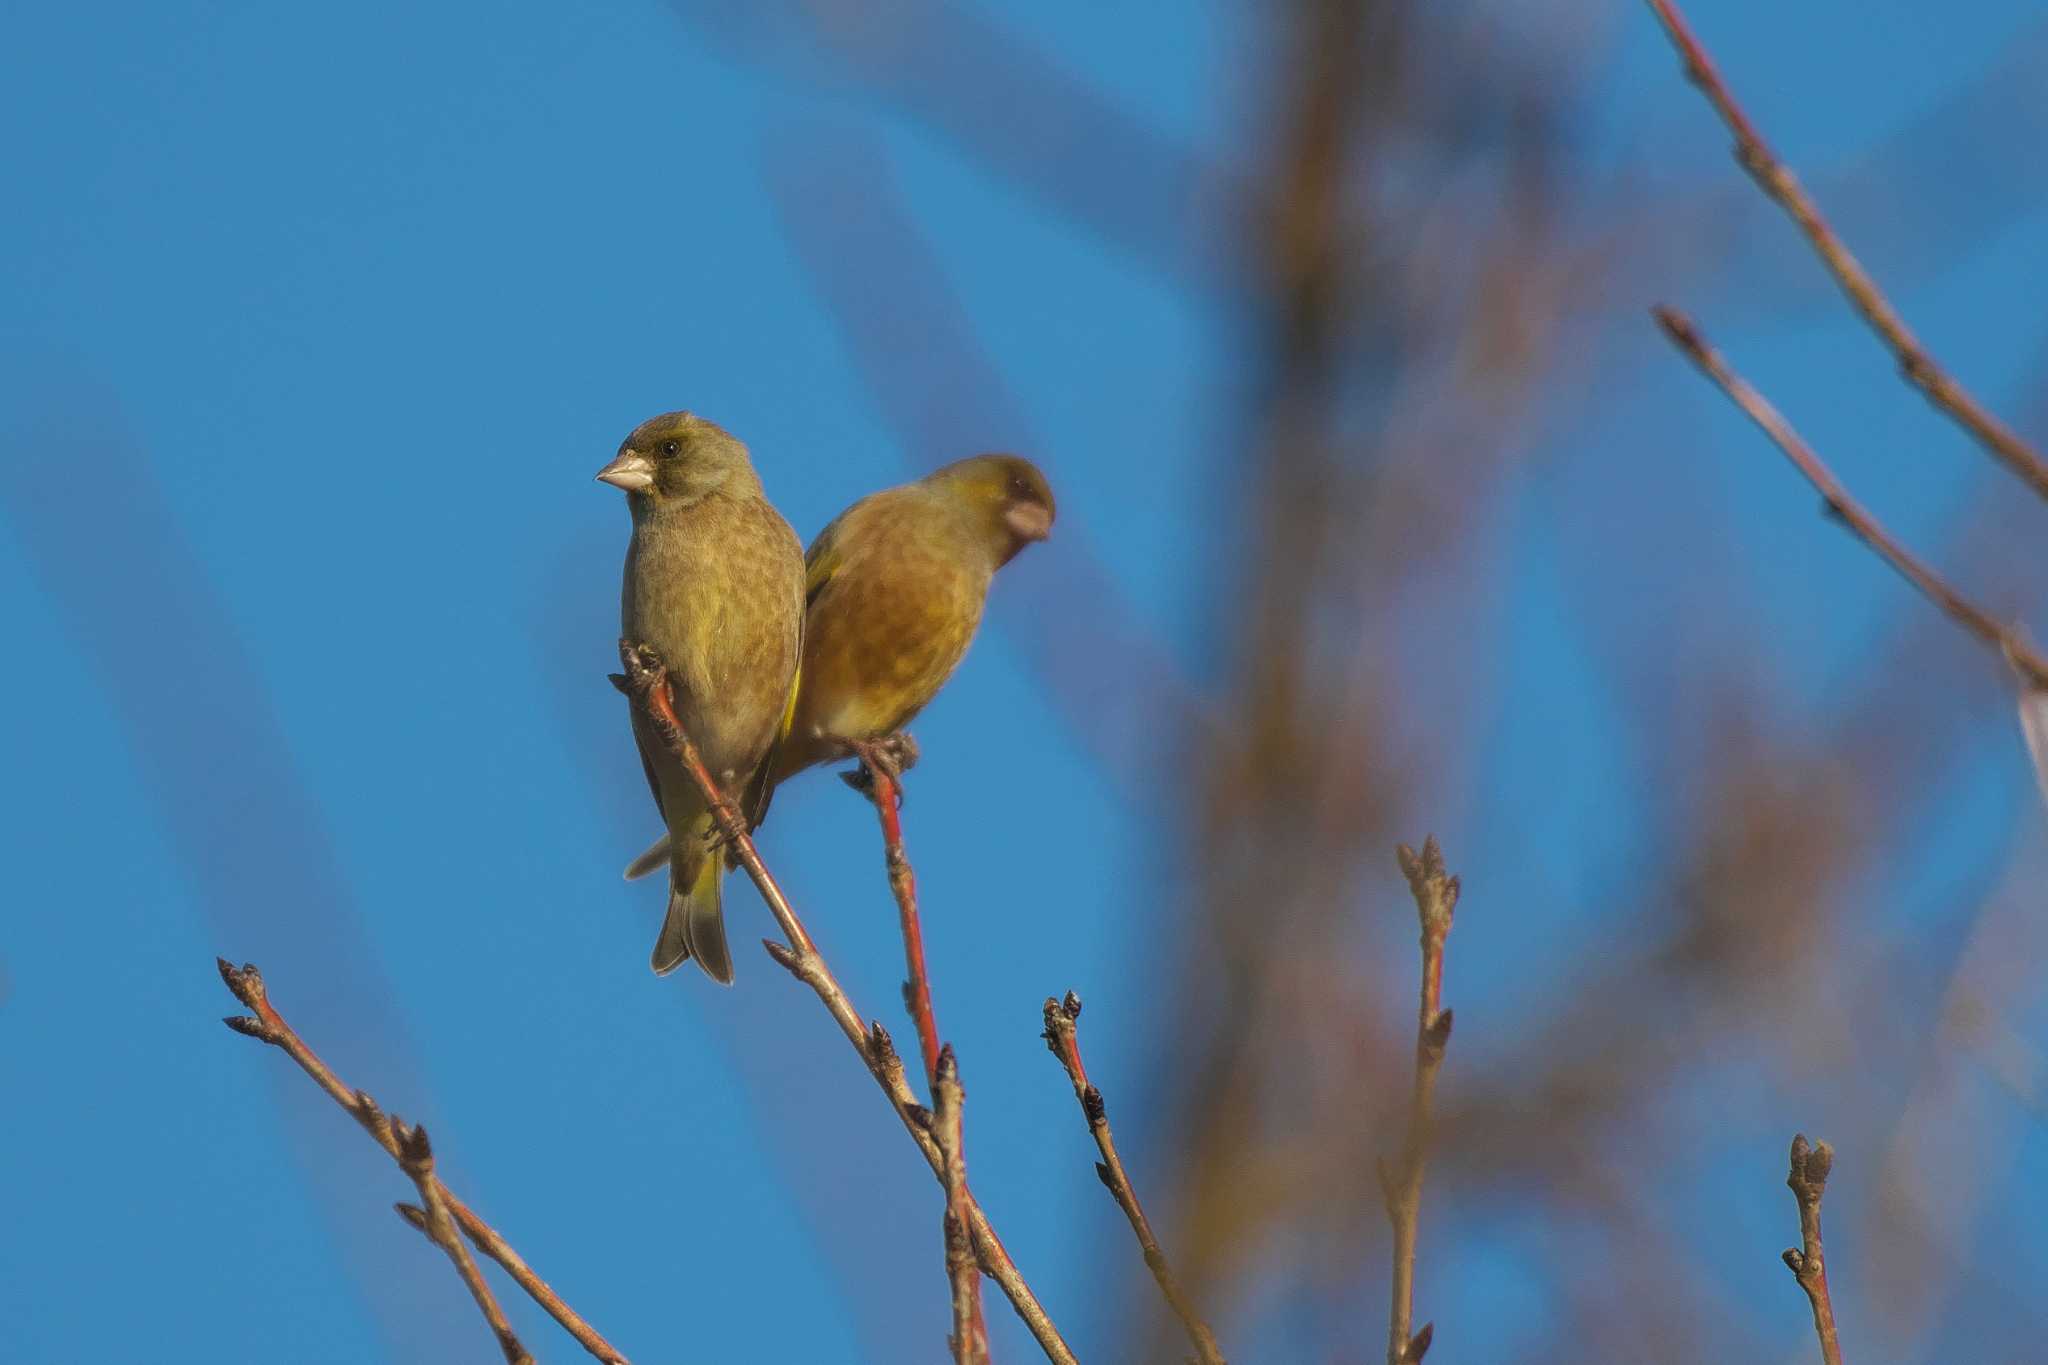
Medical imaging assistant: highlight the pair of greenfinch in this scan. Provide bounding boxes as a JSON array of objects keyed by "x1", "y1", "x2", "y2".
[{"x1": 598, "y1": 411, "x2": 1056, "y2": 983}]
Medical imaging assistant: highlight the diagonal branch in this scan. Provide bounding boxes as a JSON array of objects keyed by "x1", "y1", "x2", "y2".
[
  {"x1": 216, "y1": 959, "x2": 630, "y2": 1364},
  {"x1": 392, "y1": 1122, "x2": 533, "y2": 1365},
  {"x1": 1041, "y1": 992, "x2": 1225, "y2": 1365},
  {"x1": 613, "y1": 640, "x2": 1075, "y2": 1365},
  {"x1": 1644, "y1": 0, "x2": 2048, "y2": 503},
  {"x1": 1651, "y1": 305, "x2": 2048, "y2": 691},
  {"x1": 1782, "y1": 1135, "x2": 1849, "y2": 1365},
  {"x1": 1380, "y1": 837, "x2": 1460, "y2": 1365}
]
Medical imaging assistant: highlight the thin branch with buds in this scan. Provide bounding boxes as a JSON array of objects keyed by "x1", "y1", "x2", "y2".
[
  {"x1": 1782, "y1": 1135, "x2": 1848, "y2": 1365},
  {"x1": 392, "y1": 1122, "x2": 534, "y2": 1365},
  {"x1": 848, "y1": 749, "x2": 945, "y2": 1093},
  {"x1": 933, "y1": 1046, "x2": 989, "y2": 1365},
  {"x1": 215, "y1": 959, "x2": 630, "y2": 1365},
  {"x1": 1380, "y1": 837, "x2": 1460, "y2": 1365},
  {"x1": 1041, "y1": 991, "x2": 1226, "y2": 1365},
  {"x1": 613, "y1": 639, "x2": 1075, "y2": 1365},
  {"x1": 849, "y1": 749, "x2": 990, "y2": 1352},
  {"x1": 1651, "y1": 306, "x2": 2048, "y2": 690},
  {"x1": 1643, "y1": 0, "x2": 2048, "y2": 503}
]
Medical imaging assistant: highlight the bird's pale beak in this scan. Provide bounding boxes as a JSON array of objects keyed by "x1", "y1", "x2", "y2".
[
  {"x1": 596, "y1": 449, "x2": 656, "y2": 492},
  {"x1": 1004, "y1": 501, "x2": 1053, "y2": 542}
]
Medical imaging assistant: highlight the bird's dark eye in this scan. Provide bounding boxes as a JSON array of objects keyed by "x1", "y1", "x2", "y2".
[
  {"x1": 1008, "y1": 474, "x2": 1031, "y2": 497},
  {"x1": 663, "y1": 441, "x2": 680, "y2": 457}
]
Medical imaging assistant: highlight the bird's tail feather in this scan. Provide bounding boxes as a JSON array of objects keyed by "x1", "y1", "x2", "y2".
[
  {"x1": 651, "y1": 836, "x2": 732, "y2": 983},
  {"x1": 624, "y1": 834, "x2": 669, "y2": 881}
]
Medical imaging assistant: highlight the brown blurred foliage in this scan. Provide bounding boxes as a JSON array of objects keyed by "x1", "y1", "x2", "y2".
[{"x1": 694, "y1": 0, "x2": 2048, "y2": 1358}]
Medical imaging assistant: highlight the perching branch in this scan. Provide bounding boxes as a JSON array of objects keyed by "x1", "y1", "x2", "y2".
[
  {"x1": 392, "y1": 1122, "x2": 533, "y2": 1365},
  {"x1": 613, "y1": 640, "x2": 1075, "y2": 1365},
  {"x1": 1644, "y1": 0, "x2": 2048, "y2": 504},
  {"x1": 1651, "y1": 306, "x2": 2048, "y2": 691},
  {"x1": 933, "y1": 1046, "x2": 989, "y2": 1365},
  {"x1": 849, "y1": 744, "x2": 944, "y2": 1094},
  {"x1": 1380, "y1": 837, "x2": 1460, "y2": 1365},
  {"x1": 1040, "y1": 992, "x2": 1226, "y2": 1365},
  {"x1": 848, "y1": 746, "x2": 990, "y2": 1354},
  {"x1": 1782, "y1": 1135, "x2": 1848, "y2": 1365},
  {"x1": 216, "y1": 959, "x2": 629, "y2": 1365}
]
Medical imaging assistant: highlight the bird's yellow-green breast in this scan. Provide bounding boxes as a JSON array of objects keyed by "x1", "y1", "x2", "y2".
[{"x1": 599, "y1": 410, "x2": 805, "y2": 982}]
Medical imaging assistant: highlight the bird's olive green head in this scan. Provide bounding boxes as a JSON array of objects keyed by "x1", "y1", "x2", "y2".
[
  {"x1": 923, "y1": 454, "x2": 1056, "y2": 566},
  {"x1": 595, "y1": 410, "x2": 761, "y2": 505}
]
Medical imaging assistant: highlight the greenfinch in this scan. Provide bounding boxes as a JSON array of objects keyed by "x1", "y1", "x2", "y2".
[
  {"x1": 624, "y1": 453, "x2": 1053, "y2": 877},
  {"x1": 598, "y1": 411, "x2": 805, "y2": 983}
]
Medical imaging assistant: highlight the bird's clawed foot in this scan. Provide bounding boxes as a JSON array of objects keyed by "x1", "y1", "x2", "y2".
[{"x1": 840, "y1": 732, "x2": 920, "y2": 806}]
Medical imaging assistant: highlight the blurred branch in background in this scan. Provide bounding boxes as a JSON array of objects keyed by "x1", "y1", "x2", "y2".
[
  {"x1": 537, "y1": 0, "x2": 2048, "y2": 1358},
  {"x1": 667, "y1": 0, "x2": 1239, "y2": 291},
  {"x1": 215, "y1": 960, "x2": 628, "y2": 1364},
  {"x1": 0, "y1": 387, "x2": 460, "y2": 1358},
  {"x1": 758, "y1": 119, "x2": 1210, "y2": 793}
]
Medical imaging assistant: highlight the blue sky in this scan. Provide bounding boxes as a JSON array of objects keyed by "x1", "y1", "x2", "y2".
[{"x1": 5, "y1": 1, "x2": 2047, "y2": 1361}]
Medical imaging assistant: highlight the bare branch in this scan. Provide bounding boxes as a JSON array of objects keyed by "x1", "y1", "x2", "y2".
[
  {"x1": 1644, "y1": 0, "x2": 2048, "y2": 502},
  {"x1": 848, "y1": 743, "x2": 944, "y2": 1090},
  {"x1": 1782, "y1": 1135, "x2": 1849, "y2": 1365},
  {"x1": 1651, "y1": 306, "x2": 2048, "y2": 691},
  {"x1": 1383, "y1": 837, "x2": 1460, "y2": 1365},
  {"x1": 392, "y1": 1121, "x2": 533, "y2": 1365},
  {"x1": 215, "y1": 959, "x2": 630, "y2": 1364},
  {"x1": 933, "y1": 1046, "x2": 989, "y2": 1365},
  {"x1": 614, "y1": 640, "x2": 1075, "y2": 1365},
  {"x1": 1041, "y1": 992, "x2": 1226, "y2": 1365}
]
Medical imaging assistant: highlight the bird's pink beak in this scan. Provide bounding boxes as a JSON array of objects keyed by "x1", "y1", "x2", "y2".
[
  {"x1": 1004, "y1": 501, "x2": 1053, "y2": 542},
  {"x1": 596, "y1": 449, "x2": 655, "y2": 492}
]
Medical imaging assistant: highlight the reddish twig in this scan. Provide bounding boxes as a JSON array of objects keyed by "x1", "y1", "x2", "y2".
[
  {"x1": 392, "y1": 1123, "x2": 533, "y2": 1365},
  {"x1": 1782, "y1": 1135, "x2": 1848, "y2": 1365},
  {"x1": 1379, "y1": 838, "x2": 1460, "y2": 1365},
  {"x1": 854, "y1": 749, "x2": 944, "y2": 1091},
  {"x1": 933, "y1": 1046, "x2": 990, "y2": 1365},
  {"x1": 614, "y1": 641, "x2": 1075, "y2": 1365},
  {"x1": 216, "y1": 959, "x2": 630, "y2": 1364},
  {"x1": 1644, "y1": 0, "x2": 2048, "y2": 504},
  {"x1": 850, "y1": 746, "x2": 989, "y2": 1351},
  {"x1": 1041, "y1": 992, "x2": 1225, "y2": 1365},
  {"x1": 1651, "y1": 306, "x2": 2048, "y2": 691}
]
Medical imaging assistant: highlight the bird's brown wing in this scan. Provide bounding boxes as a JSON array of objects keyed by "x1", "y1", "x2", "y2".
[{"x1": 632, "y1": 714, "x2": 666, "y2": 822}]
